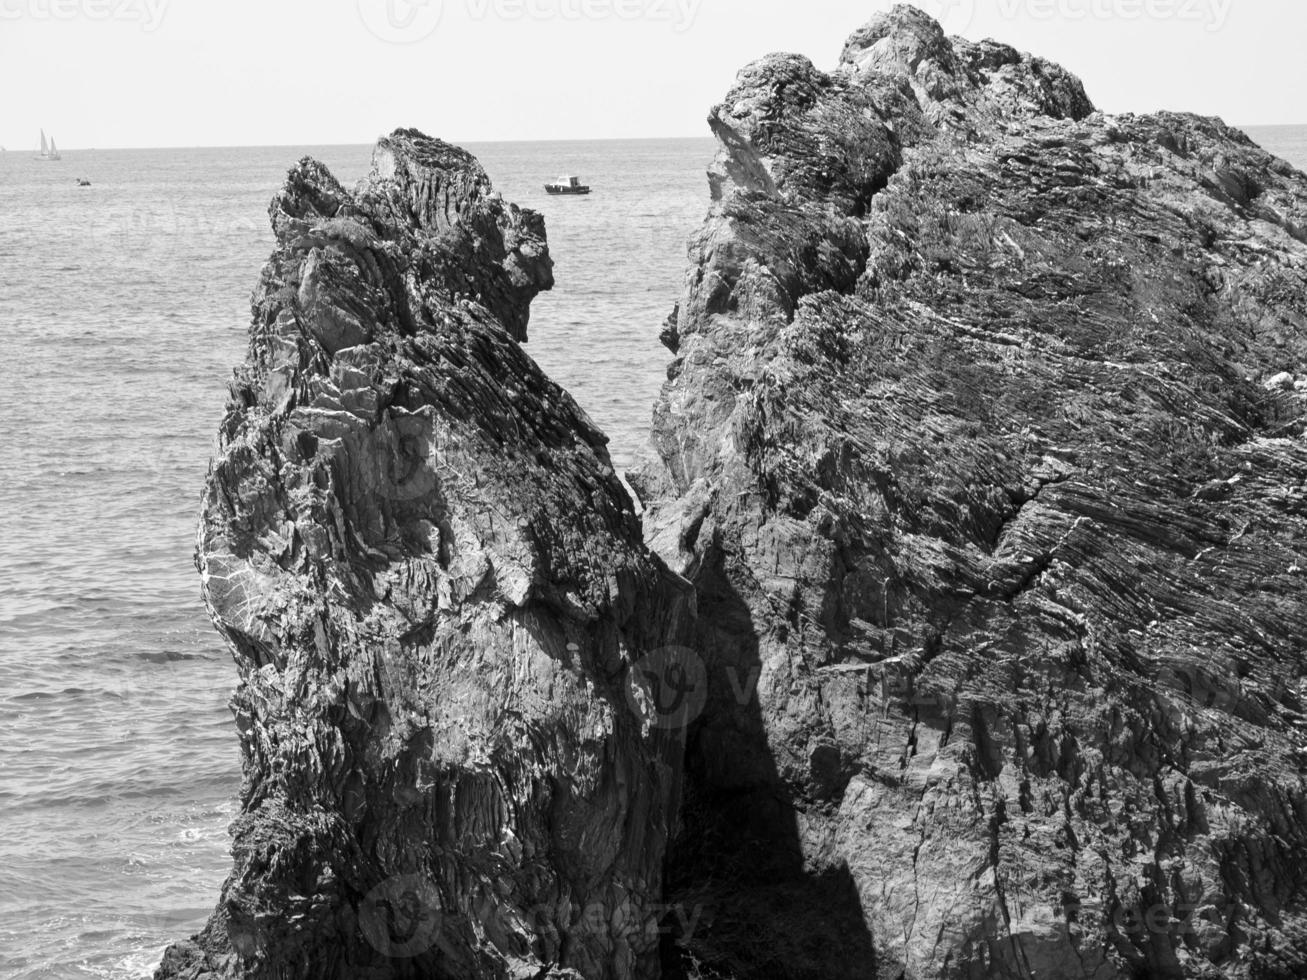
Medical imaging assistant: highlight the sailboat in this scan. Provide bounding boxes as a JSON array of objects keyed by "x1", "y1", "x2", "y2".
[{"x1": 38, "y1": 129, "x2": 61, "y2": 161}]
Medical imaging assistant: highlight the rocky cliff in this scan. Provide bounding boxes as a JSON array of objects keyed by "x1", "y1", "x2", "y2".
[
  {"x1": 155, "y1": 129, "x2": 692, "y2": 980},
  {"x1": 163, "y1": 9, "x2": 1307, "y2": 980},
  {"x1": 639, "y1": 6, "x2": 1307, "y2": 980}
]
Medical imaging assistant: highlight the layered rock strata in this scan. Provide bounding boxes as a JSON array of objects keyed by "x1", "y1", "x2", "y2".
[
  {"x1": 640, "y1": 7, "x2": 1307, "y2": 980},
  {"x1": 162, "y1": 8, "x2": 1307, "y2": 980},
  {"x1": 156, "y1": 130, "x2": 692, "y2": 980}
]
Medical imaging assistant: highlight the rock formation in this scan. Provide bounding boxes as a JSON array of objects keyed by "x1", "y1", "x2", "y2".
[
  {"x1": 163, "y1": 9, "x2": 1307, "y2": 980},
  {"x1": 155, "y1": 129, "x2": 692, "y2": 980},
  {"x1": 639, "y1": 6, "x2": 1307, "y2": 979}
]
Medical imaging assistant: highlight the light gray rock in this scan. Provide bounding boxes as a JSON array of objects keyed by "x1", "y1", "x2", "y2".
[
  {"x1": 1266, "y1": 371, "x2": 1295, "y2": 391},
  {"x1": 642, "y1": 6, "x2": 1307, "y2": 979}
]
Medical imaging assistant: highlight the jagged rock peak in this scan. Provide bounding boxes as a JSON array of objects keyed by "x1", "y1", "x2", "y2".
[
  {"x1": 671, "y1": 7, "x2": 1098, "y2": 354},
  {"x1": 704, "y1": 4, "x2": 1096, "y2": 214},
  {"x1": 155, "y1": 130, "x2": 691, "y2": 980},
  {"x1": 837, "y1": 4, "x2": 1095, "y2": 129},
  {"x1": 266, "y1": 127, "x2": 552, "y2": 345},
  {"x1": 363, "y1": 128, "x2": 492, "y2": 232}
]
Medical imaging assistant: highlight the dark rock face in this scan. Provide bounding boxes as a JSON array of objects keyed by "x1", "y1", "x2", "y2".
[
  {"x1": 641, "y1": 6, "x2": 1307, "y2": 979},
  {"x1": 155, "y1": 129, "x2": 692, "y2": 980}
]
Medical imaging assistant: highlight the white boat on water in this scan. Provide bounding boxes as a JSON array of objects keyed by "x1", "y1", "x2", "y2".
[{"x1": 38, "y1": 130, "x2": 62, "y2": 161}]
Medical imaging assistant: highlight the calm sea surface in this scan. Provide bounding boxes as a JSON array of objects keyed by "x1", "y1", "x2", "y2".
[{"x1": 1, "y1": 127, "x2": 1304, "y2": 979}]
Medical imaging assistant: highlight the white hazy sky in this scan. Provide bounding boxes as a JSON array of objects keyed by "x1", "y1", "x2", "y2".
[{"x1": 1, "y1": 0, "x2": 1302, "y2": 150}]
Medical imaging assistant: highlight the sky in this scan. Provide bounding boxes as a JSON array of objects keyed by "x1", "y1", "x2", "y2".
[{"x1": 1, "y1": 0, "x2": 1303, "y2": 150}]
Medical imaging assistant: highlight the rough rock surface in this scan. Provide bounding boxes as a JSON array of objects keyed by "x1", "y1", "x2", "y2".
[
  {"x1": 639, "y1": 7, "x2": 1307, "y2": 979},
  {"x1": 163, "y1": 10, "x2": 1307, "y2": 980},
  {"x1": 155, "y1": 129, "x2": 692, "y2": 980}
]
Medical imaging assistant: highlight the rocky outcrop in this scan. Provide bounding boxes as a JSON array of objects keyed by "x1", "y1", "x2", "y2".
[
  {"x1": 155, "y1": 129, "x2": 693, "y2": 980},
  {"x1": 640, "y1": 6, "x2": 1307, "y2": 979},
  {"x1": 163, "y1": 10, "x2": 1307, "y2": 980}
]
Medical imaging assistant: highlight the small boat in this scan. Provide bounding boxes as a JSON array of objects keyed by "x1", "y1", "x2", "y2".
[
  {"x1": 38, "y1": 129, "x2": 62, "y2": 161},
  {"x1": 77, "y1": 178, "x2": 91, "y2": 187},
  {"x1": 544, "y1": 175, "x2": 590, "y2": 195}
]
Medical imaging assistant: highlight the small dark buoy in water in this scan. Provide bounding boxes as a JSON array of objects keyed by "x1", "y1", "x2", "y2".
[{"x1": 77, "y1": 178, "x2": 91, "y2": 187}]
